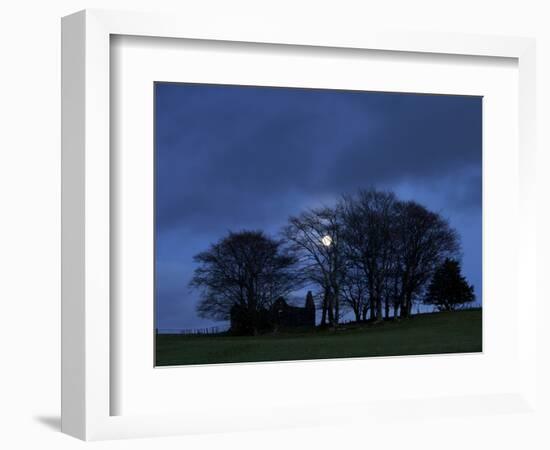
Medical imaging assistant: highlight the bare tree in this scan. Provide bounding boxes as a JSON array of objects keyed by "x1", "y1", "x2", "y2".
[
  {"x1": 340, "y1": 264, "x2": 369, "y2": 322},
  {"x1": 393, "y1": 201, "x2": 460, "y2": 317},
  {"x1": 282, "y1": 206, "x2": 346, "y2": 327},
  {"x1": 190, "y1": 230, "x2": 300, "y2": 334},
  {"x1": 341, "y1": 190, "x2": 460, "y2": 321},
  {"x1": 191, "y1": 190, "x2": 463, "y2": 335},
  {"x1": 341, "y1": 190, "x2": 398, "y2": 322}
]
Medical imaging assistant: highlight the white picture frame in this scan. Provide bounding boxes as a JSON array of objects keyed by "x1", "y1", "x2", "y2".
[{"x1": 61, "y1": 9, "x2": 537, "y2": 441}]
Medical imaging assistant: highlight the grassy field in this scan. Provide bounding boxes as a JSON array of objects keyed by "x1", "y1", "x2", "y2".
[{"x1": 155, "y1": 309, "x2": 482, "y2": 366}]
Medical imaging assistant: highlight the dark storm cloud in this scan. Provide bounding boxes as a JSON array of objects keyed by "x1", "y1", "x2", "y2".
[
  {"x1": 330, "y1": 95, "x2": 482, "y2": 192},
  {"x1": 155, "y1": 83, "x2": 482, "y2": 329},
  {"x1": 156, "y1": 85, "x2": 481, "y2": 233}
]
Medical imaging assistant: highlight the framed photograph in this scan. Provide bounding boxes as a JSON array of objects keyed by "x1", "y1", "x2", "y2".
[
  {"x1": 61, "y1": 9, "x2": 537, "y2": 441},
  {"x1": 153, "y1": 82, "x2": 483, "y2": 367}
]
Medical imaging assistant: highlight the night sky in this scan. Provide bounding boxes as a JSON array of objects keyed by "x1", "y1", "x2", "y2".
[{"x1": 155, "y1": 83, "x2": 482, "y2": 331}]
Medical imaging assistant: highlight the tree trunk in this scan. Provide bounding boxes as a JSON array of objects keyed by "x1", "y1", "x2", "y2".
[
  {"x1": 333, "y1": 287, "x2": 340, "y2": 325},
  {"x1": 247, "y1": 289, "x2": 258, "y2": 335},
  {"x1": 369, "y1": 293, "x2": 376, "y2": 321},
  {"x1": 327, "y1": 293, "x2": 335, "y2": 327},
  {"x1": 375, "y1": 287, "x2": 383, "y2": 322},
  {"x1": 354, "y1": 306, "x2": 361, "y2": 322},
  {"x1": 393, "y1": 303, "x2": 399, "y2": 318},
  {"x1": 320, "y1": 289, "x2": 328, "y2": 326},
  {"x1": 401, "y1": 292, "x2": 413, "y2": 318},
  {"x1": 400, "y1": 294, "x2": 409, "y2": 318},
  {"x1": 376, "y1": 298, "x2": 383, "y2": 322},
  {"x1": 406, "y1": 294, "x2": 413, "y2": 317}
]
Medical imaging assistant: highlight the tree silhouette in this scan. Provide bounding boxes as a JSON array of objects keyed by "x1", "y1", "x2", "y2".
[
  {"x1": 393, "y1": 200, "x2": 460, "y2": 317},
  {"x1": 187, "y1": 188, "x2": 471, "y2": 335},
  {"x1": 341, "y1": 190, "x2": 399, "y2": 322},
  {"x1": 423, "y1": 258, "x2": 475, "y2": 311},
  {"x1": 340, "y1": 262, "x2": 370, "y2": 322},
  {"x1": 341, "y1": 190, "x2": 460, "y2": 320},
  {"x1": 190, "y1": 230, "x2": 301, "y2": 334},
  {"x1": 282, "y1": 206, "x2": 346, "y2": 327}
]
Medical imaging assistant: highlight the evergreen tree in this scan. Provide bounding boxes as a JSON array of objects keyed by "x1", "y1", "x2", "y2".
[{"x1": 424, "y1": 258, "x2": 475, "y2": 311}]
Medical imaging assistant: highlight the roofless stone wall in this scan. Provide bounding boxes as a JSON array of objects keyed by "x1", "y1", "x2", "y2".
[{"x1": 230, "y1": 291, "x2": 316, "y2": 335}]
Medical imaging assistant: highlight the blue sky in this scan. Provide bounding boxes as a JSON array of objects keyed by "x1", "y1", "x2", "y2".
[{"x1": 155, "y1": 83, "x2": 482, "y2": 330}]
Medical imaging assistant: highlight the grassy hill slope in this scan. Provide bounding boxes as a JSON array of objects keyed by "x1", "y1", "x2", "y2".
[{"x1": 156, "y1": 309, "x2": 482, "y2": 366}]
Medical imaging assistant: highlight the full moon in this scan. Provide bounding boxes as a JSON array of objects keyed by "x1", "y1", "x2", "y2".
[{"x1": 321, "y1": 235, "x2": 332, "y2": 247}]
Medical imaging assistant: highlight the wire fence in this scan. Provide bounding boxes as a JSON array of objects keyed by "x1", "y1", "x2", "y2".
[
  {"x1": 156, "y1": 325, "x2": 228, "y2": 336},
  {"x1": 156, "y1": 303, "x2": 482, "y2": 336}
]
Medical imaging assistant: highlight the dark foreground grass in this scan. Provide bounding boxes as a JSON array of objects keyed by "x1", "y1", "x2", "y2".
[{"x1": 155, "y1": 309, "x2": 482, "y2": 366}]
